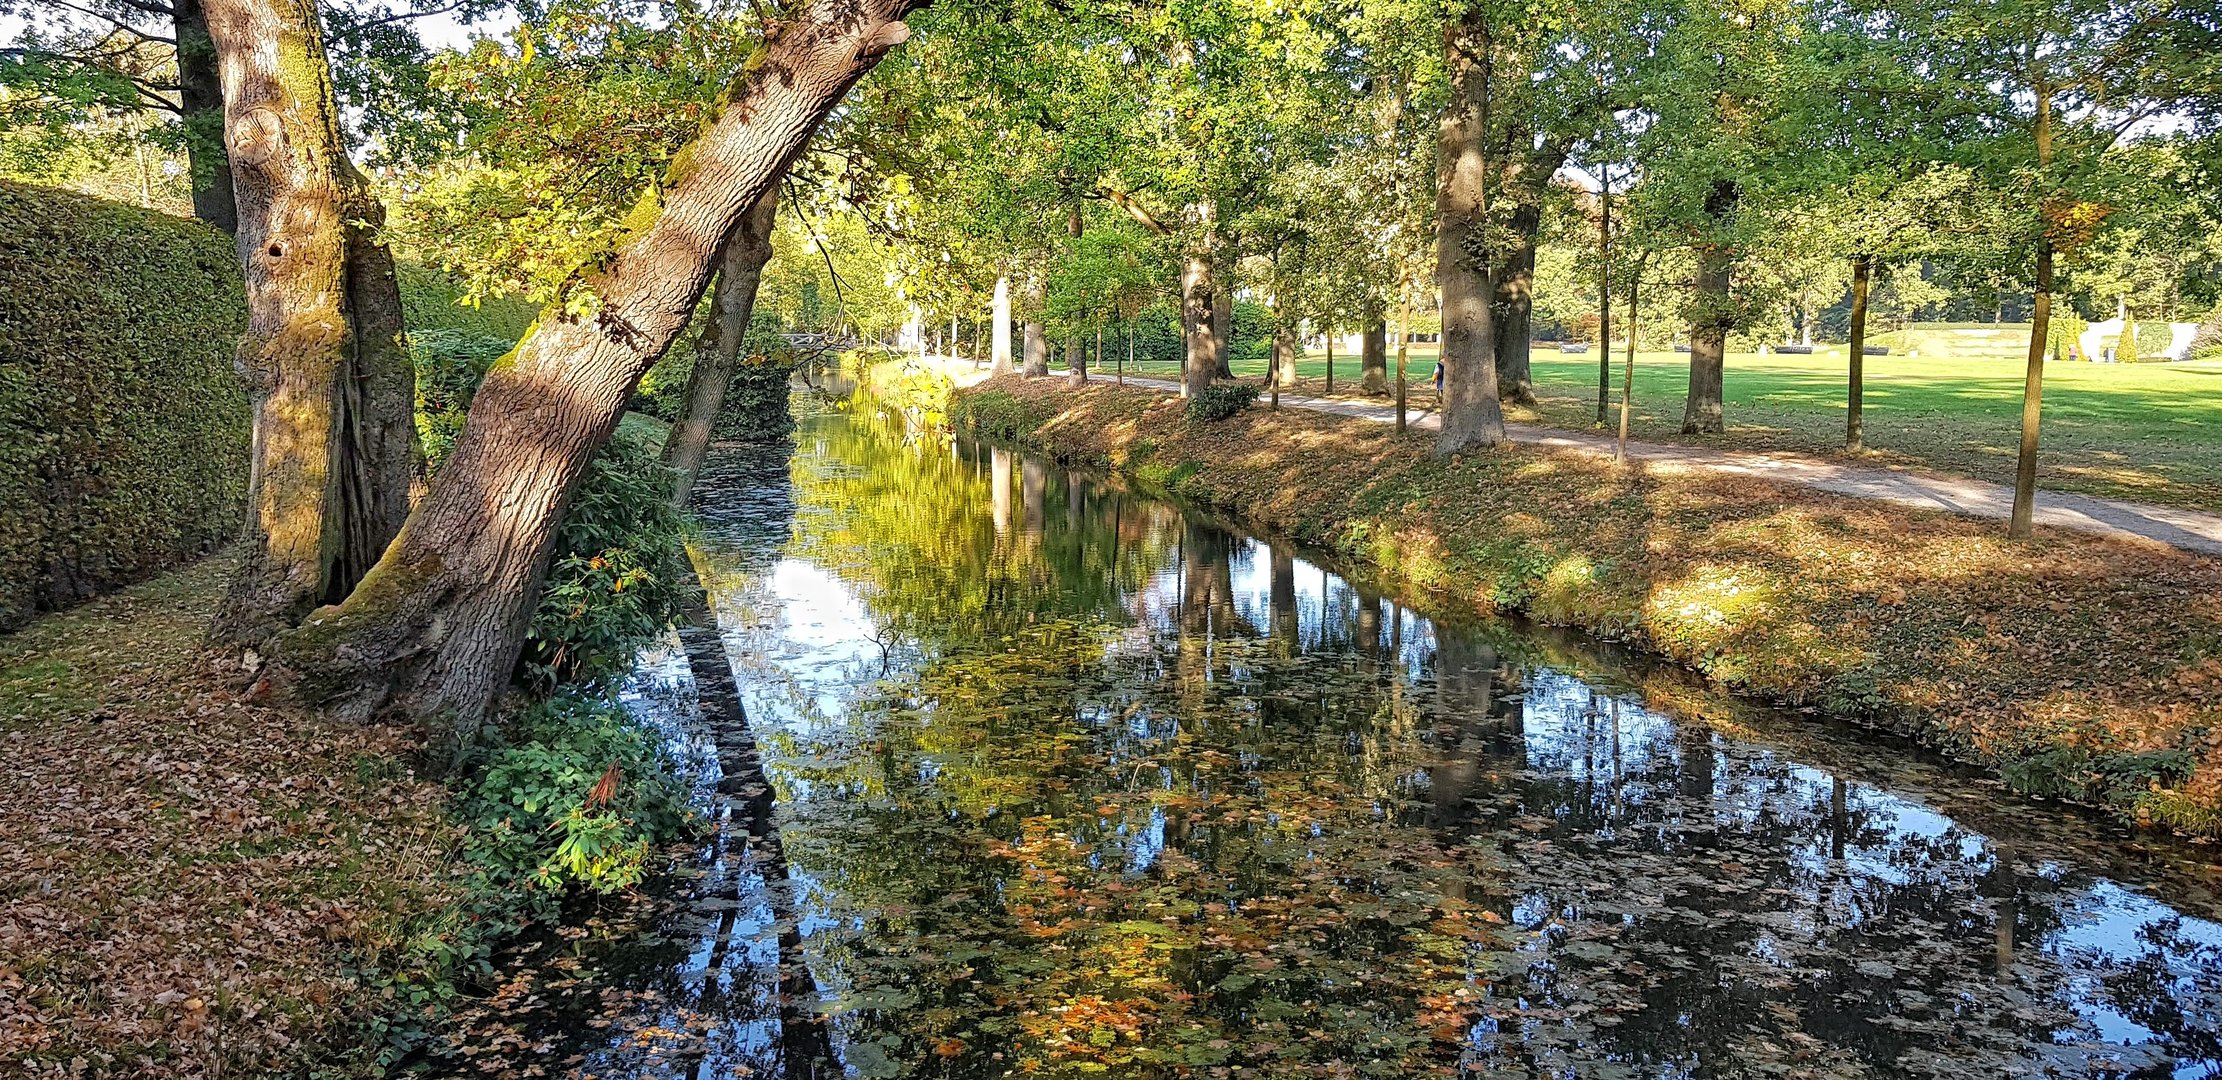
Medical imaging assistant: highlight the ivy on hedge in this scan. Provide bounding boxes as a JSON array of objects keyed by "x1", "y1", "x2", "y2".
[{"x1": 0, "y1": 181, "x2": 251, "y2": 628}]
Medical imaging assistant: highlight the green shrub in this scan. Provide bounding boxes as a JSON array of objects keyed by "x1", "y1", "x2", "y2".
[
  {"x1": 631, "y1": 348, "x2": 694, "y2": 422},
  {"x1": 0, "y1": 181, "x2": 250, "y2": 628},
  {"x1": 410, "y1": 329, "x2": 514, "y2": 470},
  {"x1": 396, "y1": 262, "x2": 537, "y2": 340},
  {"x1": 1187, "y1": 382, "x2": 1259, "y2": 421},
  {"x1": 458, "y1": 691, "x2": 695, "y2": 897},
  {"x1": 518, "y1": 431, "x2": 693, "y2": 692},
  {"x1": 952, "y1": 388, "x2": 1052, "y2": 439},
  {"x1": 2191, "y1": 308, "x2": 2222, "y2": 361}
]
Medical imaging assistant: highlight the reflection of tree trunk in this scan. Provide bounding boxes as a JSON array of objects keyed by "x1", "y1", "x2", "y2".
[
  {"x1": 1021, "y1": 456, "x2": 1045, "y2": 536},
  {"x1": 991, "y1": 448, "x2": 1012, "y2": 536},
  {"x1": 1066, "y1": 474, "x2": 1082, "y2": 534},
  {"x1": 1432, "y1": 633, "x2": 1497, "y2": 830},
  {"x1": 1354, "y1": 590, "x2": 1382, "y2": 661},
  {"x1": 1829, "y1": 775, "x2": 1847, "y2": 861},
  {"x1": 668, "y1": 187, "x2": 780, "y2": 504},
  {"x1": 1268, "y1": 546, "x2": 1297, "y2": 645}
]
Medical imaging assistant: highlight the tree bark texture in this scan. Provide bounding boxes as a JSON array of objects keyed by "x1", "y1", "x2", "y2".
[
  {"x1": 174, "y1": 0, "x2": 238, "y2": 232},
  {"x1": 269, "y1": 0, "x2": 927, "y2": 730},
  {"x1": 206, "y1": 0, "x2": 416, "y2": 648},
  {"x1": 1492, "y1": 196, "x2": 1540, "y2": 406},
  {"x1": 1270, "y1": 315, "x2": 1299, "y2": 388},
  {"x1": 1360, "y1": 319, "x2": 1388, "y2": 395},
  {"x1": 1212, "y1": 278, "x2": 1233, "y2": 379},
  {"x1": 1022, "y1": 317, "x2": 1049, "y2": 377},
  {"x1": 667, "y1": 187, "x2": 780, "y2": 504},
  {"x1": 990, "y1": 274, "x2": 1013, "y2": 375},
  {"x1": 1181, "y1": 240, "x2": 1217, "y2": 398},
  {"x1": 1845, "y1": 254, "x2": 1871, "y2": 453},
  {"x1": 1680, "y1": 180, "x2": 1738, "y2": 435},
  {"x1": 1433, "y1": 16, "x2": 1508, "y2": 455},
  {"x1": 1595, "y1": 181, "x2": 1611, "y2": 425}
]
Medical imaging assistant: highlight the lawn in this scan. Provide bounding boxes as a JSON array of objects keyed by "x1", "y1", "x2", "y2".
[{"x1": 1092, "y1": 343, "x2": 2222, "y2": 513}]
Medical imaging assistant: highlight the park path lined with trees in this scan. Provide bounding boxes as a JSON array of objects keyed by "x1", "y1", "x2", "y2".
[{"x1": 1110, "y1": 372, "x2": 2222, "y2": 554}]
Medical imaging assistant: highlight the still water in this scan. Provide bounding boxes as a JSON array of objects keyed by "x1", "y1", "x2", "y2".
[{"x1": 471, "y1": 408, "x2": 2222, "y2": 1079}]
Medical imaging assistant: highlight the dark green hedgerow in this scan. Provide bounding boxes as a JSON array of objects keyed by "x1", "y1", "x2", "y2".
[{"x1": 0, "y1": 180, "x2": 250, "y2": 629}]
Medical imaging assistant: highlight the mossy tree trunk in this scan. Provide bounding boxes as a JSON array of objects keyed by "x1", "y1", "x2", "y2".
[
  {"x1": 667, "y1": 187, "x2": 780, "y2": 504},
  {"x1": 1433, "y1": 12, "x2": 1507, "y2": 456},
  {"x1": 267, "y1": 0, "x2": 927, "y2": 731},
  {"x1": 205, "y1": 0, "x2": 416, "y2": 648}
]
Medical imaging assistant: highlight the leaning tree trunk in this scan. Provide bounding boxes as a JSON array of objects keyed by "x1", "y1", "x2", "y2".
[
  {"x1": 667, "y1": 187, "x2": 780, "y2": 503},
  {"x1": 268, "y1": 0, "x2": 926, "y2": 731},
  {"x1": 1433, "y1": 17, "x2": 1507, "y2": 455},
  {"x1": 1680, "y1": 180, "x2": 1739, "y2": 435},
  {"x1": 1360, "y1": 318, "x2": 1389, "y2": 394},
  {"x1": 990, "y1": 274, "x2": 1014, "y2": 375},
  {"x1": 1492, "y1": 199, "x2": 1541, "y2": 406},
  {"x1": 174, "y1": 0, "x2": 237, "y2": 232},
  {"x1": 206, "y1": 0, "x2": 416, "y2": 648}
]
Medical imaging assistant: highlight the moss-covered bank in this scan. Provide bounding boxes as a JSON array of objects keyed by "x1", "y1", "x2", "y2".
[{"x1": 953, "y1": 377, "x2": 2222, "y2": 835}]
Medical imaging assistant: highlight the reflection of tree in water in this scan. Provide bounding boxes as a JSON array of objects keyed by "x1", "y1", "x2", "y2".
[{"x1": 483, "y1": 412, "x2": 2222, "y2": 1080}]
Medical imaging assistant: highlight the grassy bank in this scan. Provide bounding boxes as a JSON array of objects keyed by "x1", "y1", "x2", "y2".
[
  {"x1": 1102, "y1": 346, "x2": 2222, "y2": 512},
  {"x1": 952, "y1": 376, "x2": 2222, "y2": 835}
]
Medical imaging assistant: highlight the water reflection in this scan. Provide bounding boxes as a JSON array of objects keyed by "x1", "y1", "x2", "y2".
[{"x1": 513, "y1": 410, "x2": 2222, "y2": 1079}]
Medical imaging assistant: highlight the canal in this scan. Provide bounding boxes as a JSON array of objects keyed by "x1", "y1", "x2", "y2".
[{"x1": 452, "y1": 404, "x2": 2222, "y2": 1079}]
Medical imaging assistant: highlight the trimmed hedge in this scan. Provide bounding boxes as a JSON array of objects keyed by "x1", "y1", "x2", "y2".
[{"x1": 0, "y1": 181, "x2": 251, "y2": 629}]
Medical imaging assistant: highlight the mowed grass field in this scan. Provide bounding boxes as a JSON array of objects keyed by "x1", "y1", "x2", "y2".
[{"x1": 1096, "y1": 339, "x2": 2222, "y2": 513}]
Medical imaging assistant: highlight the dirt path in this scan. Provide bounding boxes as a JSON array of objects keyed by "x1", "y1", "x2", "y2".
[{"x1": 1109, "y1": 375, "x2": 2222, "y2": 557}]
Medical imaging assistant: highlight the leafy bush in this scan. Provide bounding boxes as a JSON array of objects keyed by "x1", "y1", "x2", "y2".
[
  {"x1": 518, "y1": 431, "x2": 693, "y2": 692},
  {"x1": 0, "y1": 181, "x2": 250, "y2": 628},
  {"x1": 631, "y1": 348, "x2": 693, "y2": 422},
  {"x1": 2191, "y1": 308, "x2": 2222, "y2": 361},
  {"x1": 410, "y1": 329, "x2": 515, "y2": 470},
  {"x1": 396, "y1": 262, "x2": 538, "y2": 340},
  {"x1": 457, "y1": 692, "x2": 695, "y2": 896},
  {"x1": 1187, "y1": 382, "x2": 1259, "y2": 421},
  {"x1": 952, "y1": 388, "x2": 1053, "y2": 439}
]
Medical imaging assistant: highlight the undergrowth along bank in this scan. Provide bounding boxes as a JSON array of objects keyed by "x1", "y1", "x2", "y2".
[{"x1": 951, "y1": 376, "x2": 2222, "y2": 835}]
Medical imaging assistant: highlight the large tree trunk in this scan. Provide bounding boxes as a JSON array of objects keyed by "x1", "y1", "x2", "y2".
[
  {"x1": 1845, "y1": 254, "x2": 1871, "y2": 453},
  {"x1": 1433, "y1": 16, "x2": 1507, "y2": 456},
  {"x1": 267, "y1": 0, "x2": 925, "y2": 731},
  {"x1": 666, "y1": 187, "x2": 780, "y2": 503},
  {"x1": 174, "y1": 0, "x2": 237, "y2": 232},
  {"x1": 1492, "y1": 199, "x2": 1540, "y2": 405},
  {"x1": 1270, "y1": 312, "x2": 1299, "y2": 388},
  {"x1": 990, "y1": 274, "x2": 1014, "y2": 375},
  {"x1": 1022, "y1": 317, "x2": 1049, "y2": 377},
  {"x1": 1181, "y1": 238, "x2": 1217, "y2": 398},
  {"x1": 206, "y1": 0, "x2": 416, "y2": 648},
  {"x1": 1360, "y1": 318, "x2": 1388, "y2": 394},
  {"x1": 1680, "y1": 180, "x2": 1738, "y2": 435}
]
